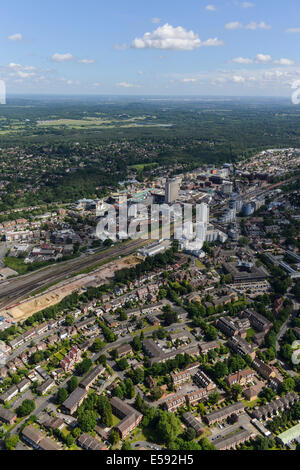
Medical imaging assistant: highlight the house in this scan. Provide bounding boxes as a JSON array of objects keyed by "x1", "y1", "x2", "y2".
[
  {"x1": 102, "y1": 313, "x2": 117, "y2": 328},
  {"x1": 182, "y1": 412, "x2": 203, "y2": 436},
  {"x1": 35, "y1": 322, "x2": 48, "y2": 336},
  {"x1": 226, "y1": 369, "x2": 255, "y2": 387},
  {"x1": 115, "y1": 343, "x2": 133, "y2": 358},
  {"x1": 214, "y1": 427, "x2": 254, "y2": 450},
  {"x1": 37, "y1": 378, "x2": 55, "y2": 396},
  {"x1": 171, "y1": 370, "x2": 191, "y2": 386},
  {"x1": 193, "y1": 370, "x2": 216, "y2": 391},
  {"x1": 43, "y1": 417, "x2": 65, "y2": 431},
  {"x1": 164, "y1": 394, "x2": 186, "y2": 412},
  {"x1": 243, "y1": 309, "x2": 272, "y2": 333},
  {"x1": 227, "y1": 336, "x2": 256, "y2": 360},
  {"x1": 17, "y1": 378, "x2": 31, "y2": 393},
  {"x1": 61, "y1": 387, "x2": 88, "y2": 415},
  {"x1": 22, "y1": 425, "x2": 62, "y2": 450},
  {"x1": 110, "y1": 397, "x2": 143, "y2": 439},
  {"x1": 199, "y1": 341, "x2": 219, "y2": 354},
  {"x1": 22, "y1": 328, "x2": 36, "y2": 342},
  {"x1": 0, "y1": 385, "x2": 18, "y2": 404},
  {"x1": 79, "y1": 365, "x2": 105, "y2": 390},
  {"x1": 252, "y1": 358, "x2": 276, "y2": 380},
  {"x1": 243, "y1": 382, "x2": 264, "y2": 401},
  {"x1": 186, "y1": 388, "x2": 209, "y2": 405},
  {"x1": 77, "y1": 433, "x2": 107, "y2": 451},
  {"x1": 0, "y1": 367, "x2": 7, "y2": 379},
  {"x1": 9, "y1": 336, "x2": 24, "y2": 350},
  {"x1": 0, "y1": 407, "x2": 17, "y2": 426},
  {"x1": 204, "y1": 402, "x2": 245, "y2": 425},
  {"x1": 21, "y1": 425, "x2": 44, "y2": 449},
  {"x1": 217, "y1": 316, "x2": 250, "y2": 338},
  {"x1": 60, "y1": 346, "x2": 81, "y2": 372},
  {"x1": 251, "y1": 393, "x2": 298, "y2": 421}
]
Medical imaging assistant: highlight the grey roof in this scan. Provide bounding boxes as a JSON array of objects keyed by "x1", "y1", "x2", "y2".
[
  {"x1": 205, "y1": 402, "x2": 244, "y2": 423},
  {"x1": 0, "y1": 407, "x2": 16, "y2": 422},
  {"x1": 80, "y1": 365, "x2": 104, "y2": 389},
  {"x1": 78, "y1": 433, "x2": 106, "y2": 450},
  {"x1": 39, "y1": 436, "x2": 62, "y2": 450},
  {"x1": 62, "y1": 387, "x2": 88, "y2": 411},
  {"x1": 214, "y1": 427, "x2": 253, "y2": 450},
  {"x1": 183, "y1": 412, "x2": 203, "y2": 433},
  {"x1": 22, "y1": 425, "x2": 43, "y2": 444}
]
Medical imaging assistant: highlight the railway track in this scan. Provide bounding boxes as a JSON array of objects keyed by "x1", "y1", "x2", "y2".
[{"x1": 0, "y1": 238, "x2": 147, "y2": 311}]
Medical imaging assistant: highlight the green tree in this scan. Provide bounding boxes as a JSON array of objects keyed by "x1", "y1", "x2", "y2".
[
  {"x1": 16, "y1": 399, "x2": 35, "y2": 417},
  {"x1": 5, "y1": 434, "x2": 19, "y2": 450},
  {"x1": 77, "y1": 409, "x2": 98, "y2": 432},
  {"x1": 67, "y1": 376, "x2": 78, "y2": 394},
  {"x1": 157, "y1": 411, "x2": 182, "y2": 444},
  {"x1": 55, "y1": 387, "x2": 68, "y2": 405}
]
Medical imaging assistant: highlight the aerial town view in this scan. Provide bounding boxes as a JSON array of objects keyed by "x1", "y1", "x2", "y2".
[{"x1": 0, "y1": 0, "x2": 300, "y2": 461}]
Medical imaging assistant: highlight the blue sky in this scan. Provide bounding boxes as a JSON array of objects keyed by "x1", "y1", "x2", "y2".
[{"x1": 1, "y1": 0, "x2": 300, "y2": 95}]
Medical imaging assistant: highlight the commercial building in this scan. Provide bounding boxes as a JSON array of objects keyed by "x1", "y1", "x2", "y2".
[{"x1": 165, "y1": 178, "x2": 181, "y2": 203}]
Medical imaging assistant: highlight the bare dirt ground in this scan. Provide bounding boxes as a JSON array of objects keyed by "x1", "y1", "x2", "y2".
[{"x1": 3, "y1": 254, "x2": 140, "y2": 322}]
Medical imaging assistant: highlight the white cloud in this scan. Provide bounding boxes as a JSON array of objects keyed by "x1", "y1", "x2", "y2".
[
  {"x1": 226, "y1": 21, "x2": 271, "y2": 31},
  {"x1": 77, "y1": 59, "x2": 95, "y2": 64},
  {"x1": 286, "y1": 28, "x2": 300, "y2": 34},
  {"x1": 225, "y1": 22, "x2": 243, "y2": 30},
  {"x1": 245, "y1": 21, "x2": 271, "y2": 30},
  {"x1": 241, "y1": 2, "x2": 254, "y2": 7},
  {"x1": 152, "y1": 17, "x2": 161, "y2": 24},
  {"x1": 274, "y1": 58, "x2": 295, "y2": 66},
  {"x1": 7, "y1": 33, "x2": 23, "y2": 41},
  {"x1": 233, "y1": 75, "x2": 246, "y2": 83},
  {"x1": 232, "y1": 57, "x2": 253, "y2": 64},
  {"x1": 8, "y1": 62, "x2": 22, "y2": 68},
  {"x1": 52, "y1": 53, "x2": 74, "y2": 62},
  {"x1": 205, "y1": 5, "x2": 216, "y2": 11},
  {"x1": 256, "y1": 53, "x2": 272, "y2": 63},
  {"x1": 232, "y1": 55, "x2": 295, "y2": 66},
  {"x1": 116, "y1": 82, "x2": 140, "y2": 88},
  {"x1": 131, "y1": 23, "x2": 224, "y2": 50},
  {"x1": 182, "y1": 78, "x2": 197, "y2": 82}
]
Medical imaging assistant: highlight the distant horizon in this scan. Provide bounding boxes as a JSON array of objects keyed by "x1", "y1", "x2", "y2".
[{"x1": 3, "y1": 93, "x2": 295, "y2": 100}]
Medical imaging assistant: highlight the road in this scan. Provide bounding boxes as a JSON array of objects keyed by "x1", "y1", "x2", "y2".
[{"x1": 0, "y1": 238, "x2": 148, "y2": 312}]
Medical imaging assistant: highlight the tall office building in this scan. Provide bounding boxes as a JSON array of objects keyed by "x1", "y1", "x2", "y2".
[{"x1": 165, "y1": 178, "x2": 180, "y2": 203}]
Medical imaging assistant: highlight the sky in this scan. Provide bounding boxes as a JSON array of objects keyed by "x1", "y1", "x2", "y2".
[{"x1": 1, "y1": 0, "x2": 300, "y2": 96}]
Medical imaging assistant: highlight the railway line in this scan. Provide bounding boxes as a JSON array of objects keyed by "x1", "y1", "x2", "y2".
[{"x1": 0, "y1": 238, "x2": 148, "y2": 312}]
